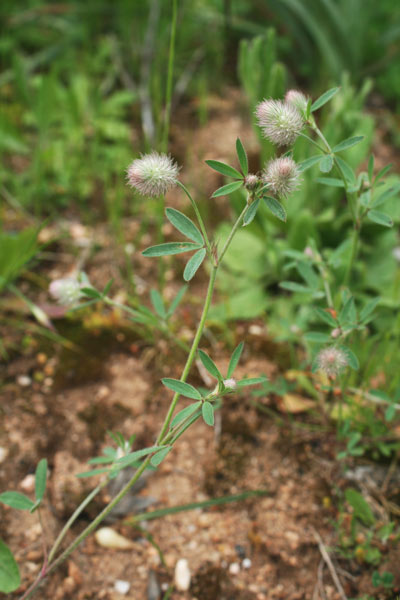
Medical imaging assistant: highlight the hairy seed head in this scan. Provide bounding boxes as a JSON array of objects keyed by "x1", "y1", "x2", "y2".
[
  {"x1": 126, "y1": 152, "x2": 179, "y2": 197},
  {"x1": 255, "y1": 99, "x2": 304, "y2": 146},
  {"x1": 262, "y1": 157, "x2": 302, "y2": 199},
  {"x1": 285, "y1": 90, "x2": 309, "y2": 115},
  {"x1": 316, "y1": 346, "x2": 348, "y2": 377},
  {"x1": 49, "y1": 278, "x2": 83, "y2": 306}
]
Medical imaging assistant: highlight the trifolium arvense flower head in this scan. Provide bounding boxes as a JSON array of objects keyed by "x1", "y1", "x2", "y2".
[
  {"x1": 244, "y1": 174, "x2": 260, "y2": 191},
  {"x1": 49, "y1": 278, "x2": 84, "y2": 306},
  {"x1": 126, "y1": 152, "x2": 179, "y2": 197},
  {"x1": 255, "y1": 99, "x2": 304, "y2": 147},
  {"x1": 262, "y1": 157, "x2": 302, "y2": 199},
  {"x1": 285, "y1": 90, "x2": 309, "y2": 115},
  {"x1": 223, "y1": 378, "x2": 237, "y2": 391},
  {"x1": 316, "y1": 346, "x2": 348, "y2": 377}
]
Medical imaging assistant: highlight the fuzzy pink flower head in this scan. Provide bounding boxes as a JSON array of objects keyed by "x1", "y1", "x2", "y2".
[
  {"x1": 223, "y1": 378, "x2": 237, "y2": 391},
  {"x1": 49, "y1": 278, "x2": 83, "y2": 306},
  {"x1": 126, "y1": 152, "x2": 179, "y2": 197},
  {"x1": 244, "y1": 174, "x2": 260, "y2": 191},
  {"x1": 316, "y1": 346, "x2": 348, "y2": 377},
  {"x1": 255, "y1": 99, "x2": 304, "y2": 146},
  {"x1": 262, "y1": 157, "x2": 302, "y2": 199},
  {"x1": 285, "y1": 90, "x2": 309, "y2": 115}
]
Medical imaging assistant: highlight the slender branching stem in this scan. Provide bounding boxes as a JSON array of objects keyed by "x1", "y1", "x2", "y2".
[{"x1": 177, "y1": 181, "x2": 212, "y2": 257}]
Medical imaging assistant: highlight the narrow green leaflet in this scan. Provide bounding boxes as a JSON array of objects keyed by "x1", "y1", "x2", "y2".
[
  {"x1": 335, "y1": 156, "x2": 356, "y2": 186},
  {"x1": 34, "y1": 458, "x2": 47, "y2": 502},
  {"x1": 150, "y1": 447, "x2": 172, "y2": 467},
  {"x1": 76, "y1": 467, "x2": 111, "y2": 479},
  {"x1": 211, "y1": 180, "x2": 243, "y2": 198},
  {"x1": 165, "y1": 208, "x2": 203, "y2": 245},
  {"x1": 297, "y1": 261, "x2": 319, "y2": 289},
  {"x1": 171, "y1": 401, "x2": 202, "y2": 428},
  {"x1": 237, "y1": 377, "x2": 267, "y2": 387},
  {"x1": 162, "y1": 378, "x2": 202, "y2": 400},
  {"x1": 236, "y1": 138, "x2": 248, "y2": 175},
  {"x1": 142, "y1": 242, "x2": 203, "y2": 257},
  {"x1": 368, "y1": 210, "x2": 393, "y2": 228},
  {"x1": 319, "y1": 155, "x2": 333, "y2": 173},
  {"x1": 243, "y1": 198, "x2": 260, "y2": 226},
  {"x1": 374, "y1": 164, "x2": 392, "y2": 183},
  {"x1": 280, "y1": 281, "x2": 313, "y2": 293},
  {"x1": 205, "y1": 159, "x2": 243, "y2": 180},
  {"x1": 167, "y1": 285, "x2": 187, "y2": 318},
  {"x1": 332, "y1": 136, "x2": 364, "y2": 153},
  {"x1": 81, "y1": 287, "x2": 102, "y2": 299},
  {"x1": 339, "y1": 296, "x2": 357, "y2": 325},
  {"x1": 311, "y1": 87, "x2": 340, "y2": 112},
  {"x1": 316, "y1": 177, "x2": 345, "y2": 187},
  {"x1": 150, "y1": 289, "x2": 166, "y2": 319},
  {"x1": 372, "y1": 183, "x2": 400, "y2": 208},
  {"x1": 263, "y1": 196, "x2": 286, "y2": 222},
  {"x1": 304, "y1": 332, "x2": 331, "y2": 343},
  {"x1": 227, "y1": 341, "x2": 244, "y2": 378},
  {"x1": 183, "y1": 248, "x2": 206, "y2": 282},
  {"x1": 298, "y1": 155, "x2": 322, "y2": 172},
  {"x1": 360, "y1": 297, "x2": 380, "y2": 322},
  {"x1": 345, "y1": 488, "x2": 375, "y2": 525},
  {"x1": 202, "y1": 401, "x2": 214, "y2": 426},
  {"x1": 0, "y1": 492, "x2": 34, "y2": 511},
  {"x1": 0, "y1": 539, "x2": 20, "y2": 593},
  {"x1": 198, "y1": 349, "x2": 222, "y2": 380},
  {"x1": 339, "y1": 345, "x2": 359, "y2": 370},
  {"x1": 314, "y1": 307, "x2": 337, "y2": 327},
  {"x1": 115, "y1": 446, "x2": 164, "y2": 469}
]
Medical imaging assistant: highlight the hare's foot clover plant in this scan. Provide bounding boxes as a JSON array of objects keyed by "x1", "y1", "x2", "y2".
[{"x1": 1, "y1": 85, "x2": 397, "y2": 597}]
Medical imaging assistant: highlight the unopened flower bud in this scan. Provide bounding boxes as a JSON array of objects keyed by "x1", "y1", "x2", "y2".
[
  {"x1": 244, "y1": 174, "x2": 259, "y2": 190},
  {"x1": 49, "y1": 278, "x2": 83, "y2": 306},
  {"x1": 126, "y1": 152, "x2": 179, "y2": 197},
  {"x1": 285, "y1": 90, "x2": 308, "y2": 115},
  {"x1": 262, "y1": 157, "x2": 301, "y2": 199},
  {"x1": 223, "y1": 378, "x2": 237, "y2": 391},
  {"x1": 316, "y1": 346, "x2": 348, "y2": 377},
  {"x1": 331, "y1": 328, "x2": 341, "y2": 339},
  {"x1": 304, "y1": 246, "x2": 314, "y2": 258},
  {"x1": 255, "y1": 99, "x2": 304, "y2": 147}
]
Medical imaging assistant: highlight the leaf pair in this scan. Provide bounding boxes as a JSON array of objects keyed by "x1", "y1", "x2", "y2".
[{"x1": 206, "y1": 138, "x2": 248, "y2": 198}]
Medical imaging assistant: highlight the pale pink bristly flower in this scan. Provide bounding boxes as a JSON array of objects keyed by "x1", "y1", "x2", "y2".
[
  {"x1": 255, "y1": 99, "x2": 304, "y2": 146},
  {"x1": 49, "y1": 278, "x2": 83, "y2": 306},
  {"x1": 316, "y1": 346, "x2": 348, "y2": 377},
  {"x1": 126, "y1": 152, "x2": 179, "y2": 197},
  {"x1": 262, "y1": 157, "x2": 302, "y2": 199},
  {"x1": 244, "y1": 174, "x2": 260, "y2": 190},
  {"x1": 285, "y1": 90, "x2": 309, "y2": 114},
  {"x1": 223, "y1": 378, "x2": 237, "y2": 390}
]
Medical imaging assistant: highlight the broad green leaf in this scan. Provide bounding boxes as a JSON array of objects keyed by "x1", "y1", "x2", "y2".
[
  {"x1": 316, "y1": 177, "x2": 345, "y2": 187},
  {"x1": 237, "y1": 377, "x2": 267, "y2": 387},
  {"x1": 319, "y1": 155, "x2": 333, "y2": 173},
  {"x1": 280, "y1": 281, "x2": 313, "y2": 293},
  {"x1": 335, "y1": 156, "x2": 356, "y2": 186},
  {"x1": 183, "y1": 248, "x2": 206, "y2": 282},
  {"x1": 227, "y1": 341, "x2": 244, "y2": 378},
  {"x1": 311, "y1": 87, "x2": 340, "y2": 112},
  {"x1": 150, "y1": 447, "x2": 172, "y2": 467},
  {"x1": 35, "y1": 458, "x2": 47, "y2": 503},
  {"x1": 263, "y1": 196, "x2": 286, "y2": 222},
  {"x1": 167, "y1": 285, "x2": 187, "y2": 318},
  {"x1": 298, "y1": 155, "x2": 322, "y2": 172},
  {"x1": 243, "y1": 198, "x2": 260, "y2": 226},
  {"x1": 236, "y1": 138, "x2": 248, "y2": 175},
  {"x1": 211, "y1": 180, "x2": 243, "y2": 198},
  {"x1": 162, "y1": 378, "x2": 202, "y2": 400},
  {"x1": 205, "y1": 160, "x2": 243, "y2": 179},
  {"x1": 0, "y1": 491, "x2": 34, "y2": 511},
  {"x1": 171, "y1": 401, "x2": 202, "y2": 428},
  {"x1": 368, "y1": 210, "x2": 393, "y2": 228},
  {"x1": 339, "y1": 345, "x2": 359, "y2": 370},
  {"x1": 142, "y1": 242, "x2": 202, "y2": 257},
  {"x1": 304, "y1": 332, "x2": 331, "y2": 343},
  {"x1": 202, "y1": 401, "x2": 214, "y2": 426},
  {"x1": 345, "y1": 488, "x2": 375, "y2": 525},
  {"x1": 76, "y1": 467, "x2": 111, "y2": 479},
  {"x1": 332, "y1": 136, "x2": 364, "y2": 153},
  {"x1": 198, "y1": 349, "x2": 222, "y2": 380},
  {"x1": 314, "y1": 307, "x2": 337, "y2": 327},
  {"x1": 165, "y1": 208, "x2": 203, "y2": 245},
  {"x1": 115, "y1": 446, "x2": 164, "y2": 469},
  {"x1": 0, "y1": 539, "x2": 20, "y2": 593},
  {"x1": 150, "y1": 289, "x2": 166, "y2": 319}
]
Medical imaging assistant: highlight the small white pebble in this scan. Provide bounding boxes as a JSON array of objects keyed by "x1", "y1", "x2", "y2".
[
  {"x1": 174, "y1": 558, "x2": 191, "y2": 591},
  {"x1": 114, "y1": 580, "x2": 130, "y2": 595},
  {"x1": 0, "y1": 447, "x2": 7, "y2": 463},
  {"x1": 17, "y1": 375, "x2": 32, "y2": 387},
  {"x1": 229, "y1": 562, "x2": 240, "y2": 575},
  {"x1": 242, "y1": 558, "x2": 252, "y2": 569},
  {"x1": 20, "y1": 474, "x2": 35, "y2": 493}
]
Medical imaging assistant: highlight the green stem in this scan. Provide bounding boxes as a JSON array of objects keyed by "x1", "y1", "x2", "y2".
[
  {"x1": 343, "y1": 226, "x2": 359, "y2": 287},
  {"x1": 218, "y1": 203, "x2": 249, "y2": 264},
  {"x1": 177, "y1": 181, "x2": 212, "y2": 257},
  {"x1": 161, "y1": 0, "x2": 177, "y2": 152}
]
